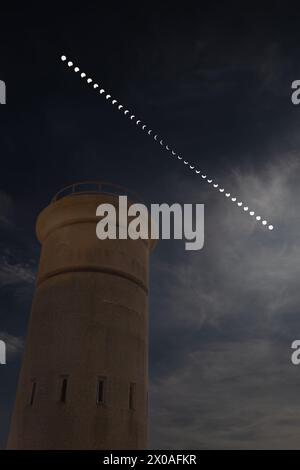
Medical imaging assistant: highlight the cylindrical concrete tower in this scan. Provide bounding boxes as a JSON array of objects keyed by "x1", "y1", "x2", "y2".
[{"x1": 7, "y1": 182, "x2": 155, "y2": 450}]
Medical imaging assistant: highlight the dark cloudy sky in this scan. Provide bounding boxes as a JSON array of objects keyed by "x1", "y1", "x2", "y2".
[{"x1": 1, "y1": 2, "x2": 300, "y2": 449}]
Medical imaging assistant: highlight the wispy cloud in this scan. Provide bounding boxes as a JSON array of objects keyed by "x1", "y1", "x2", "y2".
[
  {"x1": 0, "y1": 332, "x2": 24, "y2": 356},
  {"x1": 149, "y1": 152, "x2": 300, "y2": 449},
  {"x1": 0, "y1": 256, "x2": 35, "y2": 287}
]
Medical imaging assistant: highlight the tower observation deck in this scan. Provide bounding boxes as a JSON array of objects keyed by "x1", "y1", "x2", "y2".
[{"x1": 7, "y1": 181, "x2": 155, "y2": 450}]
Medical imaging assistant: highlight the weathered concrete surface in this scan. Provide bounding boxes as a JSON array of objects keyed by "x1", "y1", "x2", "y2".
[{"x1": 7, "y1": 192, "x2": 154, "y2": 449}]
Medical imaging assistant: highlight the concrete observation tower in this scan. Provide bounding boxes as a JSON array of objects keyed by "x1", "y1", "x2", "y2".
[{"x1": 8, "y1": 182, "x2": 155, "y2": 449}]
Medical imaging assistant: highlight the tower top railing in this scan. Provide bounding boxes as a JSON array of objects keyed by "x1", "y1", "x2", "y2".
[{"x1": 51, "y1": 181, "x2": 144, "y2": 204}]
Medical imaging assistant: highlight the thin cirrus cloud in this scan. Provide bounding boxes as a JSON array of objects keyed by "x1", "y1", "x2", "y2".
[
  {"x1": 0, "y1": 332, "x2": 24, "y2": 357},
  {"x1": 149, "y1": 152, "x2": 300, "y2": 449},
  {"x1": 0, "y1": 256, "x2": 35, "y2": 288}
]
